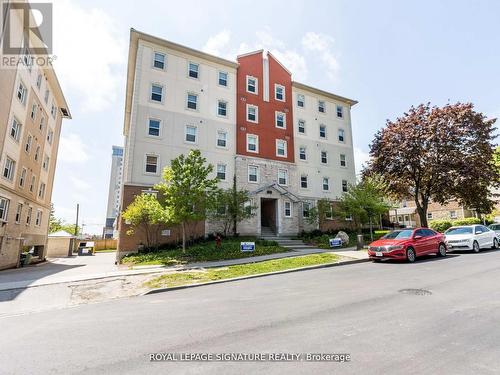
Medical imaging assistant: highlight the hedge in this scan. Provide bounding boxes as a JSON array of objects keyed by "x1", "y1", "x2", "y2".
[{"x1": 429, "y1": 217, "x2": 481, "y2": 233}]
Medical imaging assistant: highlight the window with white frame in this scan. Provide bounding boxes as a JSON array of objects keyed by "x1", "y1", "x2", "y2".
[
  {"x1": 246, "y1": 76, "x2": 257, "y2": 94},
  {"x1": 151, "y1": 84, "x2": 163, "y2": 102},
  {"x1": 19, "y1": 168, "x2": 26, "y2": 188},
  {"x1": 15, "y1": 203, "x2": 22, "y2": 224},
  {"x1": 3, "y1": 157, "x2": 15, "y2": 180},
  {"x1": 284, "y1": 201, "x2": 291, "y2": 217},
  {"x1": 145, "y1": 155, "x2": 158, "y2": 174},
  {"x1": 325, "y1": 204, "x2": 334, "y2": 219},
  {"x1": 321, "y1": 150, "x2": 328, "y2": 164},
  {"x1": 340, "y1": 154, "x2": 346, "y2": 167},
  {"x1": 26, "y1": 207, "x2": 32, "y2": 225},
  {"x1": 218, "y1": 71, "x2": 228, "y2": 86},
  {"x1": 217, "y1": 130, "x2": 227, "y2": 148},
  {"x1": 47, "y1": 129, "x2": 53, "y2": 145},
  {"x1": 278, "y1": 169, "x2": 288, "y2": 185},
  {"x1": 246, "y1": 104, "x2": 258, "y2": 123},
  {"x1": 336, "y1": 105, "x2": 343, "y2": 118},
  {"x1": 17, "y1": 82, "x2": 27, "y2": 104},
  {"x1": 35, "y1": 209, "x2": 42, "y2": 226},
  {"x1": 44, "y1": 89, "x2": 49, "y2": 104},
  {"x1": 34, "y1": 145, "x2": 40, "y2": 161},
  {"x1": 342, "y1": 179, "x2": 348, "y2": 192},
  {"x1": 148, "y1": 119, "x2": 160, "y2": 136},
  {"x1": 51, "y1": 103, "x2": 57, "y2": 119},
  {"x1": 187, "y1": 93, "x2": 198, "y2": 110},
  {"x1": 427, "y1": 212, "x2": 433, "y2": 220},
  {"x1": 217, "y1": 164, "x2": 226, "y2": 180},
  {"x1": 217, "y1": 100, "x2": 227, "y2": 117},
  {"x1": 323, "y1": 177, "x2": 330, "y2": 191},
  {"x1": 30, "y1": 104, "x2": 37, "y2": 120},
  {"x1": 25, "y1": 134, "x2": 32, "y2": 153},
  {"x1": 450, "y1": 210, "x2": 457, "y2": 219},
  {"x1": 319, "y1": 124, "x2": 326, "y2": 138},
  {"x1": 38, "y1": 182, "x2": 46, "y2": 199},
  {"x1": 43, "y1": 155, "x2": 49, "y2": 170},
  {"x1": 39, "y1": 116, "x2": 44, "y2": 131},
  {"x1": 185, "y1": 126, "x2": 197, "y2": 143},
  {"x1": 302, "y1": 202, "x2": 311, "y2": 218},
  {"x1": 188, "y1": 62, "x2": 199, "y2": 78},
  {"x1": 0, "y1": 197, "x2": 9, "y2": 221},
  {"x1": 338, "y1": 128, "x2": 345, "y2": 142},
  {"x1": 298, "y1": 119, "x2": 305, "y2": 134},
  {"x1": 248, "y1": 165, "x2": 258, "y2": 182},
  {"x1": 29, "y1": 175, "x2": 36, "y2": 193},
  {"x1": 275, "y1": 112, "x2": 285, "y2": 128},
  {"x1": 10, "y1": 118, "x2": 22, "y2": 141},
  {"x1": 36, "y1": 73, "x2": 42, "y2": 89},
  {"x1": 246, "y1": 134, "x2": 258, "y2": 153},
  {"x1": 153, "y1": 52, "x2": 165, "y2": 69},
  {"x1": 276, "y1": 139, "x2": 287, "y2": 157},
  {"x1": 299, "y1": 146, "x2": 307, "y2": 160},
  {"x1": 297, "y1": 94, "x2": 305, "y2": 107},
  {"x1": 318, "y1": 100, "x2": 325, "y2": 113},
  {"x1": 275, "y1": 84, "x2": 285, "y2": 101},
  {"x1": 300, "y1": 175, "x2": 308, "y2": 189}
]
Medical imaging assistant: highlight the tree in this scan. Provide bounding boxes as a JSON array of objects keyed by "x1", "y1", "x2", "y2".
[
  {"x1": 305, "y1": 198, "x2": 334, "y2": 227},
  {"x1": 366, "y1": 103, "x2": 498, "y2": 227},
  {"x1": 48, "y1": 203, "x2": 63, "y2": 233},
  {"x1": 155, "y1": 150, "x2": 219, "y2": 252},
  {"x1": 122, "y1": 193, "x2": 167, "y2": 249}
]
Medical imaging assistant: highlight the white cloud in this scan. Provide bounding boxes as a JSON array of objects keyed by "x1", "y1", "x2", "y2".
[
  {"x1": 52, "y1": 0, "x2": 126, "y2": 112},
  {"x1": 301, "y1": 32, "x2": 339, "y2": 80},
  {"x1": 202, "y1": 30, "x2": 231, "y2": 56},
  {"x1": 58, "y1": 133, "x2": 89, "y2": 163},
  {"x1": 70, "y1": 176, "x2": 92, "y2": 191},
  {"x1": 354, "y1": 147, "x2": 371, "y2": 176}
]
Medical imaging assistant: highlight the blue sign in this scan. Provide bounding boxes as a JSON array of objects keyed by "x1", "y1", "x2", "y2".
[
  {"x1": 329, "y1": 238, "x2": 342, "y2": 248},
  {"x1": 241, "y1": 242, "x2": 255, "y2": 252}
]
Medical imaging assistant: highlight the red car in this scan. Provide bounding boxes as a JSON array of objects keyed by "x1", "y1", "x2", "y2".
[{"x1": 368, "y1": 228, "x2": 447, "y2": 263}]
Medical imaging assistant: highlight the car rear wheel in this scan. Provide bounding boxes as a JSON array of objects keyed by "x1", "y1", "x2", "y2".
[
  {"x1": 473, "y1": 241, "x2": 480, "y2": 253},
  {"x1": 437, "y1": 243, "x2": 447, "y2": 257},
  {"x1": 493, "y1": 238, "x2": 499, "y2": 249},
  {"x1": 406, "y1": 247, "x2": 416, "y2": 263}
]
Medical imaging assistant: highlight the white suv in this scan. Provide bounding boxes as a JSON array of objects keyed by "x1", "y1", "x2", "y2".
[{"x1": 445, "y1": 225, "x2": 499, "y2": 252}]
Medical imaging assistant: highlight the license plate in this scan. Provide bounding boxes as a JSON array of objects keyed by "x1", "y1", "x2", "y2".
[{"x1": 375, "y1": 252, "x2": 383, "y2": 257}]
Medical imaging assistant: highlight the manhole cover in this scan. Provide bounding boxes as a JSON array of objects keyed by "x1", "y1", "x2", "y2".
[{"x1": 399, "y1": 288, "x2": 432, "y2": 296}]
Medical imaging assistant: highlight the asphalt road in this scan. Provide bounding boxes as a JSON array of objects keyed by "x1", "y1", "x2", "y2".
[{"x1": 2, "y1": 249, "x2": 500, "y2": 375}]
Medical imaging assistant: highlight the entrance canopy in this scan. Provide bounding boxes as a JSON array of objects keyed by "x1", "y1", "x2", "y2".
[{"x1": 250, "y1": 183, "x2": 300, "y2": 203}]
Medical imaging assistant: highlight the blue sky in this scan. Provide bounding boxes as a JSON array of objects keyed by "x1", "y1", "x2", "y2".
[{"x1": 50, "y1": 0, "x2": 500, "y2": 234}]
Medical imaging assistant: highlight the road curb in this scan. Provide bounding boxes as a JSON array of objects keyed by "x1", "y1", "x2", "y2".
[{"x1": 143, "y1": 257, "x2": 370, "y2": 295}]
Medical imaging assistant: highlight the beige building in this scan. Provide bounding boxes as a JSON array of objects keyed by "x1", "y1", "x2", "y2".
[{"x1": 0, "y1": 1, "x2": 71, "y2": 269}]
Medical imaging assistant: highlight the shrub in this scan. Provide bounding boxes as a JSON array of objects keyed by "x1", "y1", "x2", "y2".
[
  {"x1": 429, "y1": 220, "x2": 453, "y2": 233},
  {"x1": 373, "y1": 230, "x2": 390, "y2": 240},
  {"x1": 451, "y1": 217, "x2": 481, "y2": 226}
]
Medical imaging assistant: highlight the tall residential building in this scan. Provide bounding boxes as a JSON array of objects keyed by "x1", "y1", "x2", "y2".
[
  {"x1": 0, "y1": 2, "x2": 71, "y2": 269},
  {"x1": 118, "y1": 29, "x2": 356, "y2": 257},
  {"x1": 104, "y1": 146, "x2": 124, "y2": 238}
]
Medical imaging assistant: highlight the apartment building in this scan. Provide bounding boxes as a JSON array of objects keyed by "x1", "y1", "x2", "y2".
[
  {"x1": 104, "y1": 146, "x2": 124, "y2": 238},
  {"x1": 118, "y1": 29, "x2": 356, "y2": 256},
  {"x1": 0, "y1": 2, "x2": 71, "y2": 269}
]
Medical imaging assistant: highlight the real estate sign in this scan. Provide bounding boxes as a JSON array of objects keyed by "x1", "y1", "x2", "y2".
[{"x1": 241, "y1": 242, "x2": 255, "y2": 252}]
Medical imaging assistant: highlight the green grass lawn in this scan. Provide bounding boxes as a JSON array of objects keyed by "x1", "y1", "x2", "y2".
[
  {"x1": 121, "y1": 238, "x2": 288, "y2": 267},
  {"x1": 145, "y1": 252, "x2": 341, "y2": 289}
]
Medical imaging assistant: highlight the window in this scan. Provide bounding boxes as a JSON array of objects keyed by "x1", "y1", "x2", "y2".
[
  {"x1": 321, "y1": 151, "x2": 328, "y2": 164},
  {"x1": 342, "y1": 180, "x2": 348, "y2": 192},
  {"x1": 246, "y1": 134, "x2": 258, "y2": 153},
  {"x1": 248, "y1": 165, "x2": 258, "y2": 182},
  {"x1": 217, "y1": 164, "x2": 226, "y2": 180},
  {"x1": 44, "y1": 89, "x2": 49, "y2": 104},
  {"x1": 38, "y1": 182, "x2": 46, "y2": 199},
  {"x1": 10, "y1": 118, "x2": 22, "y2": 141},
  {"x1": 298, "y1": 119, "x2": 305, "y2": 134},
  {"x1": 50, "y1": 103, "x2": 57, "y2": 119},
  {"x1": 15, "y1": 203, "x2": 22, "y2": 224},
  {"x1": 153, "y1": 52, "x2": 165, "y2": 69},
  {"x1": 3, "y1": 157, "x2": 15, "y2": 180},
  {"x1": 297, "y1": 94, "x2": 305, "y2": 107},
  {"x1": 319, "y1": 125, "x2": 326, "y2": 138},
  {"x1": 275, "y1": 84, "x2": 285, "y2": 101},
  {"x1": 323, "y1": 177, "x2": 330, "y2": 191},
  {"x1": 302, "y1": 202, "x2": 311, "y2": 218},
  {"x1": 340, "y1": 154, "x2": 346, "y2": 167},
  {"x1": 39, "y1": 116, "x2": 44, "y2": 131},
  {"x1": 34, "y1": 145, "x2": 40, "y2": 161},
  {"x1": 47, "y1": 129, "x2": 53, "y2": 145},
  {"x1": 275, "y1": 112, "x2": 286, "y2": 128},
  {"x1": 450, "y1": 210, "x2": 457, "y2": 219},
  {"x1": 0, "y1": 197, "x2": 9, "y2": 221},
  {"x1": 35, "y1": 210, "x2": 42, "y2": 226},
  {"x1": 151, "y1": 84, "x2": 163, "y2": 102},
  {"x1": 300, "y1": 175, "x2": 308, "y2": 189},
  {"x1": 318, "y1": 100, "x2": 325, "y2": 113},
  {"x1": 246, "y1": 76, "x2": 257, "y2": 94},
  {"x1": 187, "y1": 93, "x2": 198, "y2": 110},
  {"x1": 185, "y1": 126, "x2": 197, "y2": 143},
  {"x1": 148, "y1": 119, "x2": 160, "y2": 136},
  {"x1": 217, "y1": 130, "x2": 227, "y2": 148},
  {"x1": 336, "y1": 105, "x2": 343, "y2": 118},
  {"x1": 246, "y1": 104, "x2": 258, "y2": 123},
  {"x1": 145, "y1": 155, "x2": 158, "y2": 174},
  {"x1": 26, "y1": 207, "x2": 32, "y2": 225},
  {"x1": 42, "y1": 155, "x2": 49, "y2": 170},
  {"x1": 188, "y1": 62, "x2": 199, "y2": 78},
  {"x1": 325, "y1": 205, "x2": 334, "y2": 220},
  {"x1": 36, "y1": 73, "x2": 42, "y2": 89},
  {"x1": 217, "y1": 100, "x2": 227, "y2": 117},
  {"x1": 25, "y1": 135, "x2": 32, "y2": 153},
  {"x1": 19, "y1": 168, "x2": 27, "y2": 188},
  {"x1": 30, "y1": 175, "x2": 36, "y2": 193},
  {"x1": 284, "y1": 201, "x2": 291, "y2": 217},
  {"x1": 299, "y1": 147, "x2": 307, "y2": 160},
  {"x1": 338, "y1": 129, "x2": 345, "y2": 142},
  {"x1": 276, "y1": 139, "x2": 287, "y2": 157},
  {"x1": 427, "y1": 212, "x2": 433, "y2": 220},
  {"x1": 278, "y1": 169, "x2": 288, "y2": 186},
  {"x1": 218, "y1": 71, "x2": 228, "y2": 86},
  {"x1": 30, "y1": 104, "x2": 37, "y2": 120},
  {"x1": 17, "y1": 82, "x2": 27, "y2": 104}
]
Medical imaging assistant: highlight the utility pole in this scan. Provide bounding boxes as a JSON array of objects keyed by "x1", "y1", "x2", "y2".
[{"x1": 75, "y1": 203, "x2": 79, "y2": 238}]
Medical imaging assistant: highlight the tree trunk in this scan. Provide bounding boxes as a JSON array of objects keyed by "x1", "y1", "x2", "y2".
[
  {"x1": 369, "y1": 216, "x2": 373, "y2": 242},
  {"x1": 181, "y1": 222, "x2": 186, "y2": 253},
  {"x1": 415, "y1": 198, "x2": 429, "y2": 228}
]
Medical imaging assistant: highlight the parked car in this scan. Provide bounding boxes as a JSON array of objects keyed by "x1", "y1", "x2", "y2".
[
  {"x1": 368, "y1": 228, "x2": 447, "y2": 263},
  {"x1": 488, "y1": 223, "x2": 500, "y2": 239},
  {"x1": 445, "y1": 225, "x2": 498, "y2": 252}
]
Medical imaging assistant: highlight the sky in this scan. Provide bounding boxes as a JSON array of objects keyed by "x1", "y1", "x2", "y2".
[{"x1": 48, "y1": 0, "x2": 500, "y2": 234}]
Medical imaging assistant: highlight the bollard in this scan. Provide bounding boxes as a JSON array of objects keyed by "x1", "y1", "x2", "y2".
[{"x1": 356, "y1": 234, "x2": 364, "y2": 250}]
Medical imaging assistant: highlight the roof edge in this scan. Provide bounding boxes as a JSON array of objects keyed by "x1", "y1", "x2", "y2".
[{"x1": 292, "y1": 81, "x2": 358, "y2": 106}]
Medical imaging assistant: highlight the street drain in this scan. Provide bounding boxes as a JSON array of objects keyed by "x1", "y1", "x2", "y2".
[{"x1": 399, "y1": 288, "x2": 432, "y2": 296}]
